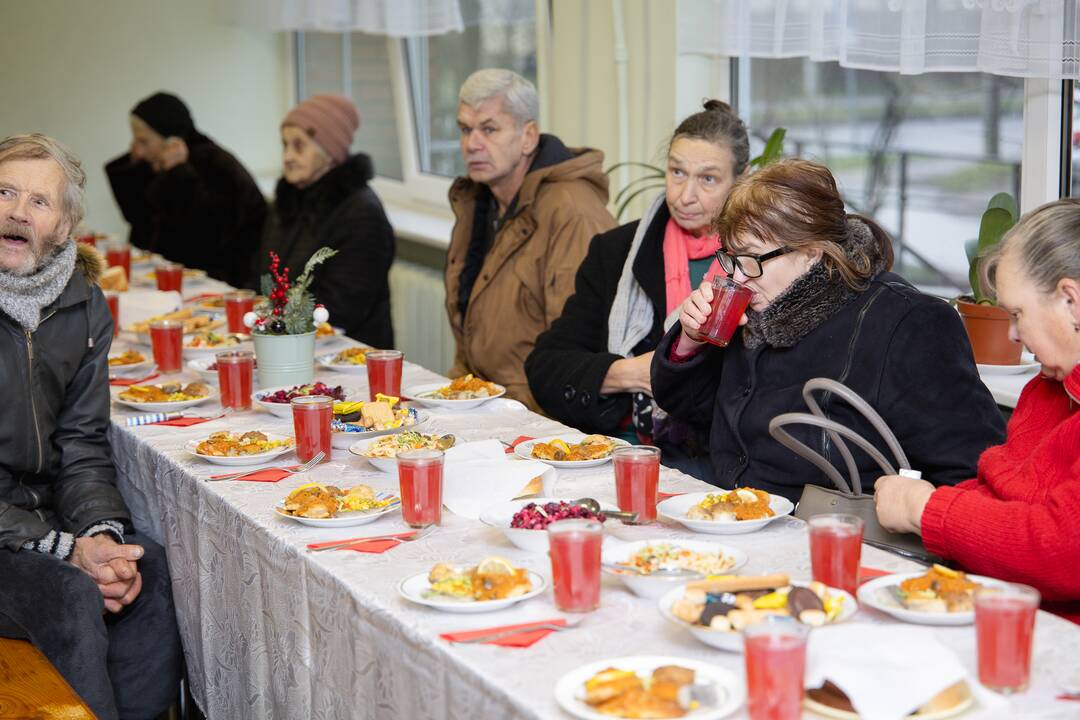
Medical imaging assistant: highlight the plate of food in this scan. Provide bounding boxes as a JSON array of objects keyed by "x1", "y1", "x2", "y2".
[
  {"x1": 514, "y1": 434, "x2": 629, "y2": 468},
  {"x1": 252, "y1": 382, "x2": 352, "y2": 418},
  {"x1": 804, "y1": 680, "x2": 973, "y2": 720},
  {"x1": 397, "y1": 556, "x2": 545, "y2": 613},
  {"x1": 602, "y1": 540, "x2": 748, "y2": 599},
  {"x1": 315, "y1": 323, "x2": 346, "y2": 344},
  {"x1": 478, "y1": 498, "x2": 615, "y2": 553},
  {"x1": 186, "y1": 431, "x2": 294, "y2": 466},
  {"x1": 123, "y1": 308, "x2": 223, "y2": 338},
  {"x1": 138, "y1": 267, "x2": 208, "y2": 285},
  {"x1": 330, "y1": 395, "x2": 429, "y2": 448},
  {"x1": 182, "y1": 331, "x2": 250, "y2": 357},
  {"x1": 856, "y1": 565, "x2": 1002, "y2": 626},
  {"x1": 107, "y1": 348, "x2": 153, "y2": 375},
  {"x1": 317, "y1": 347, "x2": 368, "y2": 373},
  {"x1": 274, "y1": 483, "x2": 400, "y2": 527},
  {"x1": 404, "y1": 375, "x2": 506, "y2": 410},
  {"x1": 659, "y1": 574, "x2": 855, "y2": 652},
  {"x1": 348, "y1": 431, "x2": 452, "y2": 473},
  {"x1": 554, "y1": 655, "x2": 744, "y2": 720},
  {"x1": 657, "y1": 489, "x2": 794, "y2": 535},
  {"x1": 114, "y1": 381, "x2": 216, "y2": 411}
]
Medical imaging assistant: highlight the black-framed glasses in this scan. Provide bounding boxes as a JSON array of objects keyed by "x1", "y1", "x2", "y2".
[{"x1": 715, "y1": 247, "x2": 792, "y2": 278}]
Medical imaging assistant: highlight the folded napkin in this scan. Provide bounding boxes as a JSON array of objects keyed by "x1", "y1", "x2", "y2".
[
  {"x1": 154, "y1": 415, "x2": 220, "y2": 427},
  {"x1": 658, "y1": 491, "x2": 686, "y2": 501},
  {"x1": 507, "y1": 435, "x2": 534, "y2": 453},
  {"x1": 306, "y1": 532, "x2": 415, "y2": 553},
  {"x1": 440, "y1": 618, "x2": 567, "y2": 647},
  {"x1": 110, "y1": 373, "x2": 161, "y2": 387},
  {"x1": 806, "y1": 624, "x2": 999, "y2": 720},
  {"x1": 860, "y1": 566, "x2": 892, "y2": 583},
  {"x1": 119, "y1": 289, "x2": 182, "y2": 328},
  {"x1": 442, "y1": 440, "x2": 550, "y2": 519},
  {"x1": 208, "y1": 467, "x2": 293, "y2": 482}
]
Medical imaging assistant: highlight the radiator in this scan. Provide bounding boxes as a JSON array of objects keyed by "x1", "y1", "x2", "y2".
[{"x1": 389, "y1": 260, "x2": 456, "y2": 376}]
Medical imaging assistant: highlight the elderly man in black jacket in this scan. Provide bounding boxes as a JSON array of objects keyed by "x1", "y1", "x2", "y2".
[{"x1": 0, "y1": 134, "x2": 181, "y2": 720}]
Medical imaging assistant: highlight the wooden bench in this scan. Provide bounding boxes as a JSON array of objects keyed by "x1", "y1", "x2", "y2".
[{"x1": 0, "y1": 637, "x2": 95, "y2": 719}]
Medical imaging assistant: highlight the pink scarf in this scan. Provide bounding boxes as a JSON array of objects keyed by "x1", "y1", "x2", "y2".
[{"x1": 663, "y1": 218, "x2": 724, "y2": 315}]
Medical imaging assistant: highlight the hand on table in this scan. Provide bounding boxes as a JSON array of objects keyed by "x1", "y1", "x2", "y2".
[
  {"x1": 873, "y1": 475, "x2": 936, "y2": 535},
  {"x1": 601, "y1": 352, "x2": 654, "y2": 396},
  {"x1": 677, "y1": 279, "x2": 747, "y2": 350},
  {"x1": 69, "y1": 534, "x2": 145, "y2": 612}
]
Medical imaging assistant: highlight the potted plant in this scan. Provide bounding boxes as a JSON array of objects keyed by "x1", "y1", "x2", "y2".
[
  {"x1": 246, "y1": 247, "x2": 337, "y2": 388},
  {"x1": 956, "y1": 192, "x2": 1022, "y2": 365}
]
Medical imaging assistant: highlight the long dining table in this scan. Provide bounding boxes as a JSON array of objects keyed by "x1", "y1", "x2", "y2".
[{"x1": 106, "y1": 276, "x2": 1080, "y2": 720}]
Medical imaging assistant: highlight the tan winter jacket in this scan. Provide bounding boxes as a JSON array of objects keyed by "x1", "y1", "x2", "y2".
[{"x1": 445, "y1": 147, "x2": 615, "y2": 411}]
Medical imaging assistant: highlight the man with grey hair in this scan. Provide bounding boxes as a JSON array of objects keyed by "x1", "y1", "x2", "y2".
[
  {"x1": 0, "y1": 134, "x2": 181, "y2": 719},
  {"x1": 446, "y1": 68, "x2": 615, "y2": 410}
]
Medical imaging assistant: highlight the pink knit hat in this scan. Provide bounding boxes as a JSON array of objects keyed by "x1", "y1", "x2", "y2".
[{"x1": 281, "y1": 94, "x2": 360, "y2": 164}]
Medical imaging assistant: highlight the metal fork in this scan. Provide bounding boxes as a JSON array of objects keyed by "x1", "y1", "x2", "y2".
[
  {"x1": 307, "y1": 525, "x2": 433, "y2": 553},
  {"x1": 205, "y1": 451, "x2": 325, "y2": 481}
]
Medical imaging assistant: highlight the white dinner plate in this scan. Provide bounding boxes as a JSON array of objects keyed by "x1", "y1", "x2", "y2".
[
  {"x1": 977, "y1": 351, "x2": 1039, "y2": 375},
  {"x1": 185, "y1": 433, "x2": 294, "y2": 466},
  {"x1": 856, "y1": 572, "x2": 1009, "y2": 626},
  {"x1": 108, "y1": 355, "x2": 154, "y2": 376},
  {"x1": 113, "y1": 384, "x2": 217, "y2": 412},
  {"x1": 346, "y1": 433, "x2": 447, "y2": 473},
  {"x1": 397, "y1": 568, "x2": 545, "y2": 613},
  {"x1": 273, "y1": 494, "x2": 400, "y2": 528},
  {"x1": 182, "y1": 334, "x2": 251, "y2": 358},
  {"x1": 601, "y1": 539, "x2": 749, "y2": 599},
  {"x1": 315, "y1": 326, "x2": 347, "y2": 344},
  {"x1": 252, "y1": 384, "x2": 356, "y2": 418},
  {"x1": 330, "y1": 409, "x2": 431, "y2": 449},
  {"x1": 554, "y1": 655, "x2": 744, "y2": 720},
  {"x1": 317, "y1": 350, "x2": 370, "y2": 374},
  {"x1": 403, "y1": 382, "x2": 507, "y2": 410},
  {"x1": 657, "y1": 492, "x2": 794, "y2": 535},
  {"x1": 478, "y1": 497, "x2": 619, "y2": 553},
  {"x1": 513, "y1": 434, "x2": 629, "y2": 469}
]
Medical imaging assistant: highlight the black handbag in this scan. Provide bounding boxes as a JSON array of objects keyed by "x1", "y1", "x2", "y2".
[{"x1": 768, "y1": 378, "x2": 939, "y2": 565}]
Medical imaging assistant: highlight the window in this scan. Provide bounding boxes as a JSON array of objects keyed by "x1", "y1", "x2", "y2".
[{"x1": 742, "y1": 59, "x2": 1024, "y2": 297}]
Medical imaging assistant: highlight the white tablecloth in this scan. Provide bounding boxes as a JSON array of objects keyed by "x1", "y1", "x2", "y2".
[{"x1": 107, "y1": 283, "x2": 1080, "y2": 719}]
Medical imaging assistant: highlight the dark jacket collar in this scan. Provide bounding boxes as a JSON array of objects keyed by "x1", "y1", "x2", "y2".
[{"x1": 274, "y1": 154, "x2": 374, "y2": 224}]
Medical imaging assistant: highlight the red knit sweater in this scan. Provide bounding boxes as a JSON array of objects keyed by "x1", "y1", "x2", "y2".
[{"x1": 921, "y1": 365, "x2": 1080, "y2": 621}]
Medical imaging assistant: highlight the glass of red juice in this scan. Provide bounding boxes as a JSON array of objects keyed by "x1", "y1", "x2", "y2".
[
  {"x1": 744, "y1": 616, "x2": 809, "y2": 720},
  {"x1": 700, "y1": 276, "x2": 753, "y2": 347},
  {"x1": 216, "y1": 351, "x2": 254, "y2": 410},
  {"x1": 76, "y1": 233, "x2": 98, "y2": 247},
  {"x1": 397, "y1": 449, "x2": 444, "y2": 528},
  {"x1": 612, "y1": 445, "x2": 660, "y2": 522},
  {"x1": 149, "y1": 319, "x2": 183, "y2": 373},
  {"x1": 224, "y1": 290, "x2": 256, "y2": 334},
  {"x1": 105, "y1": 240, "x2": 131, "y2": 282},
  {"x1": 104, "y1": 291, "x2": 120, "y2": 337},
  {"x1": 976, "y1": 583, "x2": 1039, "y2": 694},
  {"x1": 155, "y1": 262, "x2": 184, "y2": 293},
  {"x1": 291, "y1": 395, "x2": 332, "y2": 463},
  {"x1": 808, "y1": 513, "x2": 864, "y2": 596},
  {"x1": 547, "y1": 519, "x2": 603, "y2": 612},
  {"x1": 366, "y1": 349, "x2": 403, "y2": 400}
]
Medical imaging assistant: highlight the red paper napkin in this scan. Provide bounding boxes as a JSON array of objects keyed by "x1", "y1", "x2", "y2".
[
  {"x1": 507, "y1": 436, "x2": 534, "y2": 454},
  {"x1": 440, "y1": 618, "x2": 567, "y2": 647},
  {"x1": 208, "y1": 467, "x2": 293, "y2": 482},
  {"x1": 859, "y1": 566, "x2": 892, "y2": 584},
  {"x1": 184, "y1": 292, "x2": 223, "y2": 303},
  {"x1": 110, "y1": 373, "x2": 161, "y2": 387},
  {"x1": 306, "y1": 532, "x2": 415, "y2": 551},
  {"x1": 153, "y1": 416, "x2": 220, "y2": 427},
  {"x1": 658, "y1": 491, "x2": 686, "y2": 501}
]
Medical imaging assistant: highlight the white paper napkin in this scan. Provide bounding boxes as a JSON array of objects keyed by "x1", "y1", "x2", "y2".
[
  {"x1": 805, "y1": 624, "x2": 991, "y2": 720},
  {"x1": 441, "y1": 440, "x2": 549, "y2": 519},
  {"x1": 119, "y1": 289, "x2": 182, "y2": 327}
]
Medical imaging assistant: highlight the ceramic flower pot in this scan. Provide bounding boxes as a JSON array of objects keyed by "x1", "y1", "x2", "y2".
[
  {"x1": 956, "y1": 299, "x2": 1022, "y2": 366},
  {"x1": 252, "y1": 331, "x2": 316, "y2": 388}
]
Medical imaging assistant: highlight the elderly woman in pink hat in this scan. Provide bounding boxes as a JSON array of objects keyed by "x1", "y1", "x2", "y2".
[{"x1": 253, "y1": 94, "x2": 395, "y2": 347}]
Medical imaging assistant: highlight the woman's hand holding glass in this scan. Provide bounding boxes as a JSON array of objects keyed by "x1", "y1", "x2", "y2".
[{"x1": 678, "y1": 279, "x2": 748, "y2": 350}]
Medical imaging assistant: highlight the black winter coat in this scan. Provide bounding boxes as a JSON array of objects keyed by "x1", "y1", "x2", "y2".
[
  {"x1": 105, "y1": 137, "x2": 267, "y2": 287},
  {"x1": 652, "y1": 272, "x2": 1007, "y2": 502},
  {"x1": 0, "y1": 247, "x2": 130, "y2": 551},
  {"x1": 254, "y1": 155, "x2": 395, "y2": 349}
]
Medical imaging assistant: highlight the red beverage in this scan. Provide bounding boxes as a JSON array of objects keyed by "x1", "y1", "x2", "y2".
[
  {"x1": 105, "y1": 242, "x2": 131, "y2": 282},
  {"x1": 155, "y1": 263, "x2": 183, "y2": 293},
  {"x1": 700, "y1": 277, "x2": 753, "y2": 347},
  {"x1": 224, "y1": 290, "x2": 256, "y2": 334},
  {"x1": 976, "y1": 584, "x2": 1039, "y2": 693},
  {"x1": 149, "y1": 320, "x2": 183, "y2": 373},
  {"x1": 291, "y1": 396, "x2": 332, "y2": 463},
  {"x1": 105, "y1": 292, "x2": 120, "y2": 338},
  {"x1": 613, "y1": 445, "x2": 660, "y2": 522},
  {"x1": 216, "y1": 351, "x2": 254, "y2": 410},
  {"x1": 76, "y1": 234, "x2": 97, "y2": 247},
  {"x1": 366, "y1": 349, "x2": 403, "y2": 400},
  {"x1": 808, "y1": 514, "x2": 864, "y2": 596},
  {"x1": 397, "y1": 449, "x2": 444, "y2": 527},
  {"x1": 548, "y1": 519, "x2": 603, "y2": 612},
  {"x1": 744, "y1": 619, "x2": 809, "y2": 720}
]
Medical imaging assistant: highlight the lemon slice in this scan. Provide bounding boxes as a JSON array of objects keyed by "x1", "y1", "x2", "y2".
[
  {"x1": 550, "y1": 439, "x2": 571, "y2": 455},
  {"x1": 932, "y1": 563, "x2": 960, "y2": 578},
  {"x1": 374, "y1": 393, "x2": 399, "y2": 405},
  {"x1": 476, "y1": 556, "x2": 515, "y2": 576}
]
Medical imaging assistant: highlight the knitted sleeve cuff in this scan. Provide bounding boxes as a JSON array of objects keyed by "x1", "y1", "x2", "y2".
[
  {"x1": 79, "y1": 520, "x2": 126, "y2": 546},
  {"x1": 21, "y1": 530, "x2": 76, "y2": 561},
  {"x1": 919, "y1": 486, "x2": 963, "y2": 558},
  {"x1": 668, "y1": 335, "x2": 704, "y2": 363}
]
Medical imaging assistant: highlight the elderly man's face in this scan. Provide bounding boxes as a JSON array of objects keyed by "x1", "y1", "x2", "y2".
[
  {"x1": 0, "y1": 158, "x2": 68, "y2": 275},
  {"x1": 457, "y1": 97, "x2": 537, "y2": 188}
]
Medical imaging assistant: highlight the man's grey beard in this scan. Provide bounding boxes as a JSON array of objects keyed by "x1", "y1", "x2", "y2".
[{"x1": 0, "y1": 222, "x2": 67, "y2": 277}]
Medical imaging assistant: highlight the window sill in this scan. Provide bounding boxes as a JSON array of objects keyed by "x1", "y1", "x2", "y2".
[{"x1": 373, "y1": 178, "x2": 455, "y2": 250}]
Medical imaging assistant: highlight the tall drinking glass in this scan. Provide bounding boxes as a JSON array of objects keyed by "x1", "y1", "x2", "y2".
[
  {"x1": 149, "y1": 319, "x2": 183, "y2": 373},
  {"x1": 976, "y1": 583, "x2": 1039, "y2": 694},
  {"x1": 744, "y1": 616, "x2": 809, "y2": 720},
  {"x1": 547, "y1": 519, "x2": 603, "y2": 612},
  {"x1": 155, "y1": 262, "x2": 183, "y2": 293},
  {"x1": 397, "y1": 449, "x2": 444, "y2": 528},
  {"x1": 700, "y1": 276, "x2": 753, "y2": 347},
  {"x1": 366, "y1": 349, "x2": 403, "y2": 400},
  {"x1": 216, "y1": 351, "x2": 254, "y2": 410},
  {"x1": 612, "y1": 445, "x2": 660, "y2": 522},
  {"x1": 808, "y1": 513, "x2": 864, "y2": 596},
  {"x1": 224, "y1": 290, "x2": 256, "y2": 334},
  {"x1": 291, "y1": 395, "x2": 332, "y2": 463},
  {"x1": 105, "y1": 239, "x2": 131, "y2": 282}
]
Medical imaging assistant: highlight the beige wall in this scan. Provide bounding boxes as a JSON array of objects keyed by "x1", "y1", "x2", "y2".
[{"x1": 0, "y1": 0, "x2": 291, "y2": 237}]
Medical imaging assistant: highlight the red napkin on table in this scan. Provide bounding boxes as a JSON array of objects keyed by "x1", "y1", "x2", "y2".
[
  {"x1": 859, "y1": 566, "x2": 892, "y2": 584},
  {"x1": 440, "y1": 618, "x2": 567, "y2": 647},
  {"x1": 208, "y1": 467, "x2": 293, "y2": 482},
  {"x1": 110, "y1": 373, "x2": 161, "y2": 387},
  {"x1": 183, "y1": 292, "x2": 223, "y2": 303},
  {"x1": 507, "y1": 436, "x2": 534, "y2": 454},
  {"x1": 658, "y1": 491, "x2": 686, "y2": 501},
  {"x1": 306, "y1": 532, "x2": 416, "y2": 553},
  {"x1": 152, "y1": 415, "x2": 221, "y2": 427}
]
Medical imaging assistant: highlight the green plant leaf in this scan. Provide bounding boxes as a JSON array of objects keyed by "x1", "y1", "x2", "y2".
[
  {"x1": 964, "y1": 237, "x2": 978, "y2": 265},
  {"x1": 986, "y1": 192, "x2": 1019, "y2": 223},
  {"x1": 616, "y1": 182, "x2": 666, "y2": 220},
  {"x1": 971, "y1": 206, "x2": 1015, "y2": 303},
  {"x1": 750, "y1": 128, "x2": 786, "y2": 169}
]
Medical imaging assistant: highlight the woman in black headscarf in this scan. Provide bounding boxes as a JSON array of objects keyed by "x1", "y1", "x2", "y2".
[{"x1": 105, "y1": 92, "x2": 266, "y2": 286}]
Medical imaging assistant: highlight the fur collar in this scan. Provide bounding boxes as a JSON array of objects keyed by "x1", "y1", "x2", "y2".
[
  {"x1": 75, "y1": 242, "x2": 105, "y2": 283},
  {"x1": 743, "y1": 217, "x2": 887, "y2": 349},
  {"x1": 274, "y1": 153, "x2": 373, "y2": 224}
]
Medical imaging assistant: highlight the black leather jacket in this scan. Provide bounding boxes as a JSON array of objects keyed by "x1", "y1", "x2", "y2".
[{"x1": 0, "y1": 254, "x2": 130, "y2": 551}]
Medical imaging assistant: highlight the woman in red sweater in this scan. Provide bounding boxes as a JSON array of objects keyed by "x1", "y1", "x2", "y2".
[{"x1": 875, "y1": 198, "x2": 1080, "y2": 619}]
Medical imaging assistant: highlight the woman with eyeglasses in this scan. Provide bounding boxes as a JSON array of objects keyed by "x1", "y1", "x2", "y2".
[
  {"x1": 653, "y1": 158, "x2": 1005, "y2": 500},
  {"x1": 525, "y1": 100, "x2": 748, "y2": 478}
]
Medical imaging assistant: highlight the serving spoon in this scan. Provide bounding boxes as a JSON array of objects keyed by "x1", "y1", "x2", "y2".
[{"x1": 572, "y1": 497, "x2": 638, "y2": 524}]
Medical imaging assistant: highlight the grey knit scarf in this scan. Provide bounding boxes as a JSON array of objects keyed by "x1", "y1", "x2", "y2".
[
  {"x1": 743, "y1": 217, "x2": 887, "y2": 349},
  {"x1": 0, "y1": 240, "x2": 76, "y2": 331},
  {"x1": 608, "y1": 193, "x2": 668, "y2": 356}
]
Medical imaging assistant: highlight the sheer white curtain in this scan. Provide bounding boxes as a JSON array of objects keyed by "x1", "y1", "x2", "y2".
[
  {"x1": 679, "y1": 0, "x2": 1080, "y2": 79},
  {"x1": 228, "y1": 0, "x2": 464, "y2": 37}
]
